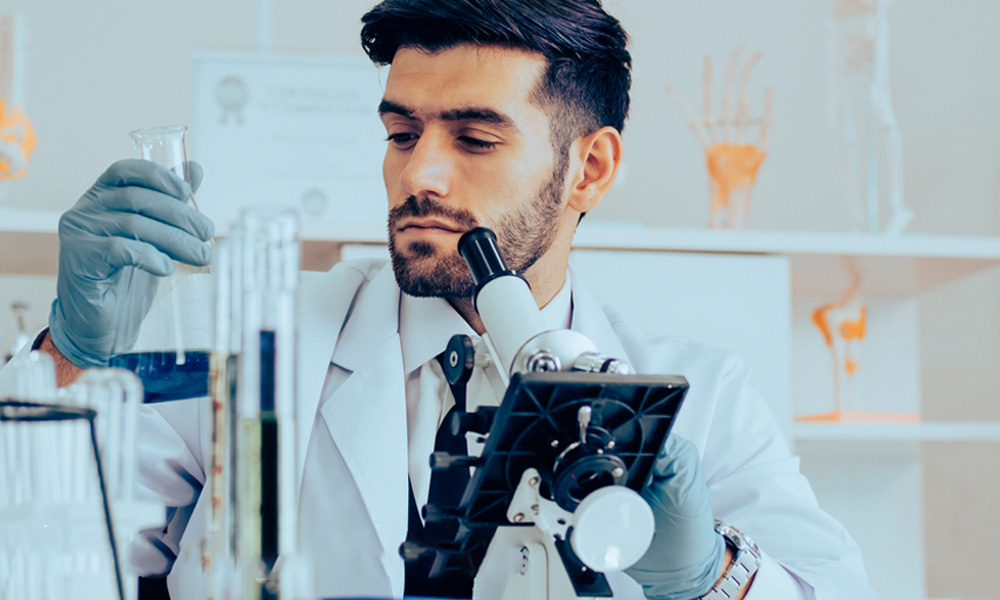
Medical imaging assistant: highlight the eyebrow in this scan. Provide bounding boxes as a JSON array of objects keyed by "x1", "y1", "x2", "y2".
[
  {"x1": 378, "y1": 100, "x2": 414, "y2": 119},
  {"x1": 440, "y1": 107, "x2": 516, "y2": 129},
  {"x1": 378, "y1": 99, "x2": 517, "y2": 130}
]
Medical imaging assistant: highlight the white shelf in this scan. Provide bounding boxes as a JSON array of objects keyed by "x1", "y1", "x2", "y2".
[
  {"x1": 793, "y1": 421, "x2": 1000, "y2": 442},
  {"x1": 4, "y1": 208, "x2": 1000, "y2": 296},
  {"x1": 0, "y1": 207, "x2": 60, "y2": 275},
  {"x1": 574, "y1": 223, "x2": 1000, "y2": 259},
  {"x1": 571, "y1": 222, "x2": 1000, "y2": 297}
]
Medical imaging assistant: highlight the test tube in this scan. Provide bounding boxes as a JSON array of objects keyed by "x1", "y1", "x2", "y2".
[
  {"x1": 267, "y1": 211, "x2": 296, "y2": 577},
  {"x1": 234, "y1": 211, "x2": 266, "y2": 597},
  {"x1": 66, "y1": 368, "x2": 144, "y2": 503},
  {"x1": 228, "y1": 208, "x2": 308, "y2": 599},
  {"x1": 64, "y1": 367, "x2": 147, "y2": 600},
  {"x1": 4, "y1": 352, "x2": 59, "y2": 509},
  {"x1": 203, "y1": 237, "x2": 243, "y2": 599},
  {"x1": 268, "y1": 213, "x2": 308, "y2": 599}
]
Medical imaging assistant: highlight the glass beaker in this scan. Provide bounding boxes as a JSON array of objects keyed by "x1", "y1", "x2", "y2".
[{"x1": 107, "y1": 126, "x2": 214, "y2": 403}]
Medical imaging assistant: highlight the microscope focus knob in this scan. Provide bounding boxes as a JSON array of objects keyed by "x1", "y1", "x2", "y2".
[
  {"x1": 399, "y1": 540, "x2": 465, "y2": 561},
  {"x1": 399, "y1": 541, "x2": 434, "y2": 561},
  {"x1": 429, "y1": 452, "x2": 480, "y2": 470},
  {"x1": 443, "y1": 334, "x2": 475, "y2": 386},
  {"x1": 422, "y1": 504, "x2": 464, "y2": 523},
  {"x1": 448, "y1": 406, "x2": 497, "y2": 437}
]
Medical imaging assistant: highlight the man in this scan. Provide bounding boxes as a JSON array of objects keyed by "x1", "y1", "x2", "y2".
[{"x1": 2, "y1": 0, "x2": 879, "y2": 598}]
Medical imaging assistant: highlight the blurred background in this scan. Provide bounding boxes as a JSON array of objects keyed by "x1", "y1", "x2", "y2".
[{"x1": 0, "y1": 1, "x2": 998, "y2": 598}]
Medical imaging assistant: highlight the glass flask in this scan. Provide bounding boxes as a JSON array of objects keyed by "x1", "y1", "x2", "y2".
[{"x1": 108, "y1": 125, "x2": 214, "y2": 403}]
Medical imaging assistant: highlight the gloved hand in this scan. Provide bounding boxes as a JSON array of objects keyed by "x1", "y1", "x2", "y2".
[
  {"x1": 48, "y1": 159, "x2": 214, "y2": 368},
  {"x1": 625, "y1": 434, "x2": 727, "y2": 600}
]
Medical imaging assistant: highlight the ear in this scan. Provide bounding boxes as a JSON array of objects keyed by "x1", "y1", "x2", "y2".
[{"x1": 565, "y1": 126, "x2": 623, "y2": 214}]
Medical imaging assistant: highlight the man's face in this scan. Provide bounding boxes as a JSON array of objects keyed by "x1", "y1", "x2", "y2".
[{"x1": 379, "y1": 44, "x2": 568, "y2": 298}]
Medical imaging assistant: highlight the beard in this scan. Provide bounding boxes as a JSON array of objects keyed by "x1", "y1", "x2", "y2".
[{"x1": 387, "y1": 165, "x2": 566, "y2": 298}]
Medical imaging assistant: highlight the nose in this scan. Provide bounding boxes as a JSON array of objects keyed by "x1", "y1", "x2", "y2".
[{"x1": 399, "y1": 131, "x2": 452, "y2": 199}]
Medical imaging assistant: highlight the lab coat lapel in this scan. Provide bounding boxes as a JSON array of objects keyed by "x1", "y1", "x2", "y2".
[
  {"x1": 294, "y1": 262, "x2": 629, "y2": 596},
  {"x1": 318, "y1": 264, "x2": 409, "y2": 591},
  {"x1": 295, "y1": 268, "x2": 366, "y2": 484},
  {"x1": 568, "y1": 265, "x2": 631, "y2": 364}
]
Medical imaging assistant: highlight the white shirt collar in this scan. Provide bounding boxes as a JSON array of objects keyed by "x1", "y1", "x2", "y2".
[{"x1": 398, "y1": 272, "x2": 574, "y2": 375}]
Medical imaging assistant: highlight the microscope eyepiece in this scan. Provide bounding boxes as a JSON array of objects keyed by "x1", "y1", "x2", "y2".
[
  {"x1": 457, "y1": 226, "x2": 544, "y2": 376},
  {"x1": 458, "y1": 227, "x2": 523, "y2": 291}
]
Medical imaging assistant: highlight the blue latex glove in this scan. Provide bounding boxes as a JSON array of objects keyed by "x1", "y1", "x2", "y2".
[
  {"x1": 625, "y1": 434, "x2": 727, "y2": 600},
  {"x1": 48, "y1": 159, "x2": 214, "y2": 368}
]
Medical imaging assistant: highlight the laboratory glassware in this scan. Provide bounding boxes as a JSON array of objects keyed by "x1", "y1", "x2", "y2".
[
  {"x1": 0, "y1": 353, "x2": 150, "y2": 600},
  {"x1": 8, "y1": 301, "x2": 30, "y2": 360},
  {"x1": 202, "y1": 236, "x2": 240, "y2": 600},
  {"x1": 108, "y1": 125, "x2": 214, "y2": 403},
  {"x1": 0, "y1": 400, "x2": 122, "y2": 600},
  {"x1": 201, "y1": 209, "x2": 311, "y2": 600}
]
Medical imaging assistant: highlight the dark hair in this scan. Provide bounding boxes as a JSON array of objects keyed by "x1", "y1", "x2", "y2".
[{"x1": 360, "y1": 0, "x2": 632, "y2": 149}]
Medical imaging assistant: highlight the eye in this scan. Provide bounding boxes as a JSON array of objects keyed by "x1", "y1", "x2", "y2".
[
  {"x1": 386, "y1": 132, "x2": 418, "y2": 149},
  {"x1": 459, "y1": 136, "x2": 498, "y2": 152}
]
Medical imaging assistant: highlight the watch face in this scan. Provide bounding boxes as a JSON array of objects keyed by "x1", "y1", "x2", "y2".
[
  {"x1": 715, "y1": 520, "x2": 762, "y2": 561},
  {"x1": 723, "y1": 524, "x2": 748, "y2": 551},
  {"x1": 700, "y1": 522, "x2": 762, "y2": 600}
]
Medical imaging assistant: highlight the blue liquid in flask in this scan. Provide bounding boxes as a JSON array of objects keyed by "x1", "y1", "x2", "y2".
[{"x1": 109, "y1": 350, "x2": 210, "y2": 403}]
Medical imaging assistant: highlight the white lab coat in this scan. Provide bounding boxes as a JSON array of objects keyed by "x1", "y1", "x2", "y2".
[{"x1": 0, "y1": 259, "x2": 879, "y2": 599}]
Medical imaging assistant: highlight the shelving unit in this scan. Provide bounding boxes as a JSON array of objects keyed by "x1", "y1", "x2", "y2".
[
  {"x1": 7, "y1": 207, "x2": 1000, "y2": 291},
  {"x1": 571, "y1": 222, "x2": 1000, "y2": 297},
  {"x1": 3, "y1": 206, "x2": 999, "y2": 600},
  {"x1": 0, "y1": 207, "x2": 60, "y2": 275},
  {"x1": 793, "y1": 421, "x2": 1000, "y2": 442}
]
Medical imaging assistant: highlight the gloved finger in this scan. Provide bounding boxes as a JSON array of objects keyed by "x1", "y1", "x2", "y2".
[
  {"x1": 651, "y1": 434, "x2": 701, "y2": 476},
  {"x1": 110, "y1": 213, "x2": 213, "y2": 266},
  {"x1": 99, "y1": 185, "x2": 215, "y2": 241},
  {"x1": 102, "y1": 236, "x2": 175, "y2": 276},
  {"x1": 643, "y1": 434, "x2": 708, "y2": 514},
  {"x1": 96, "y1": 159, "x2": 192, "y2": 201},
  {"x1": 186, "y1": 161, "x2": 204, "y2": 194},
  {"x1": 628, "y1": 432, "x2": 725, "y2": 597}
]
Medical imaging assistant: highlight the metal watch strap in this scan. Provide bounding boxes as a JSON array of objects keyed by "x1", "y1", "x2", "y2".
[{"x1": 697, "y1": 520, "x2": 762, "y2": 600}]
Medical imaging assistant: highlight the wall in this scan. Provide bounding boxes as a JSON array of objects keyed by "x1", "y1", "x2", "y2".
[{"x1": 1, "y1": 1, "x2": 998, "y2": 597}]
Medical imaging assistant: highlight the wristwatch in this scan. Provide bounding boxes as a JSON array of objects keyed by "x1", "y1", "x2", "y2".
[{"x1": 697, "y1": 520, "x2": 761, "y2": 600}]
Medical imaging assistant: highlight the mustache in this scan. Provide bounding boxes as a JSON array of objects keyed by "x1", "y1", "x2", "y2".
[{"x1": 388, "y1": 196, "x2": 478, "y2": 231}]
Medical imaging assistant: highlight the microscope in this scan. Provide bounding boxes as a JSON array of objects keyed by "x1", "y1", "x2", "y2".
[{"x1": 402, "y1": 228, "x2": 689, "y2": 599}]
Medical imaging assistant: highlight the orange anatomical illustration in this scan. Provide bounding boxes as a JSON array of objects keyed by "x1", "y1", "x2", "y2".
[
  {"x1": 0, "y1": 99, "x2": 35, "y2": 181},
  {"x1": 668, "y1": 48, "x2": 772, "y2": 229},
  {"x1": 0, "y1": 15, "x2": 35, "y2": 182},
  {"x1": 799, "y1": 264, "x2": 917, "y2": 423}
]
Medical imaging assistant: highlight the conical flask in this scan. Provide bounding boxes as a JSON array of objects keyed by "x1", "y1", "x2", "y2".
[{"x1": 107, "y1": 125, "x2": 214, "y2": 403}]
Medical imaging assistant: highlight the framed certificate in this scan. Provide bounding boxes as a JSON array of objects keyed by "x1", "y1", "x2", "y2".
[{"x1": 192, "y1": 51, "x2": 388, "y2": 233}]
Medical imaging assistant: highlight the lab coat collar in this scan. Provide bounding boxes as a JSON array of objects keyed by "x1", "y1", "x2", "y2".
[
  {"x1": 567, "y1": 263, "x2": 631, "y2": 367},
  {"x1": 329, "y1": 263, "x2": 402, "y2": 373},
  {"x1": 306, "y1": 261, "x2": 598, "y2": 386},
  {"x1": 399, "y1": 295, "x2": 476, "y2": 375},
  {"x1": 397, "y1": 272, "x2": 574, "y2": 376}
]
